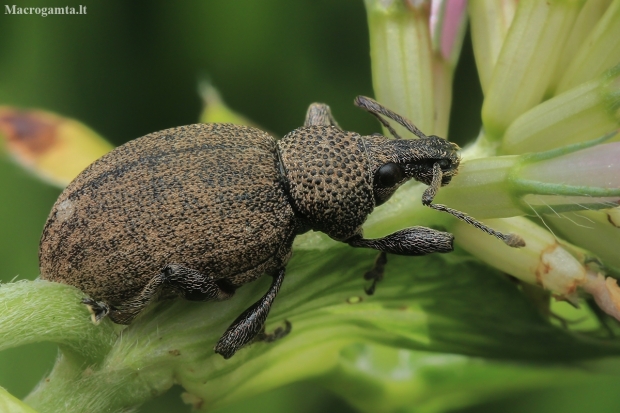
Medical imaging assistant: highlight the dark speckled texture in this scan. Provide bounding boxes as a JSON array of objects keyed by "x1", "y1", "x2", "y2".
[
  {"x1": 277, "y1": 126, "x2": 374, "y2": 241},
  {"x1": 39, "y1": 124, "x2": 298, "y2": 306}
]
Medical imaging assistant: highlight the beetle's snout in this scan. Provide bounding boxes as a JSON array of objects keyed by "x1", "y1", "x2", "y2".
[
  {"x1": 439, "y1": 173, "x2": 455, "y2": 186},
  {"x1": 436, "y1": 156, "x2": 459, "y2": 174},
  {"x1": 438, "y1": 152, "x2": 460, "y2": 185},
  {"x1": 403, "y1": 138, "x2": 460, "y2": 187},
  {"x1": 428, "y1": 137, "x2": 460, "y2": 185}
]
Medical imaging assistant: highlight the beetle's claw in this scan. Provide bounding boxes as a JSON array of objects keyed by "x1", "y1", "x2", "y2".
[
  {"x1": 82, "y1": 298, "x2": 110, "y2": 324},
  {"x1": 364, "y1": 280, "x2": 378, "y2": 296},
  {"x1": 258, "y1": 320, "x2": 292, "y2": 343}
]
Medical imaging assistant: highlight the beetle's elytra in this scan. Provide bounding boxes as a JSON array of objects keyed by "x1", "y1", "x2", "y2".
[{"x1": 39, "y1": 96, "x2": 523, "y2": 359}]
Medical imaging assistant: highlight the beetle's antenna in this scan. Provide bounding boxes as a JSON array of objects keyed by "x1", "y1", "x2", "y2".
[
  {"x1": 355, "y1": 99, "x2": 403, "y2": 140},
  {"x1": 422, "y1": 163, "x2": 525, "y2": 248},
  {"x1": 354, "y1": 96, "x2": 429, "y2": 140},
  {"x1": 428, "y1": 204, "x2": 525, "y2": 247}
]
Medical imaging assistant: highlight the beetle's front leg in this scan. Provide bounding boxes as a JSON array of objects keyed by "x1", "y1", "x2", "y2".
[
  {"x1": 215, "y1": 267, "x2": 288, "y2": 359},
  {"x1": 347, "y1": 227, "x2": 454, "y2": 294},
  {"x1": 362, "y1": 251, "x2": 387, "y2": 295},
  {"x1": 347, "y1": 227, "x2": 454, "y2": 256}
]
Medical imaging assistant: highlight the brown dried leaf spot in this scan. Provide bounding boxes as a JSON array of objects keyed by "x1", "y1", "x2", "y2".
[
  {"x1": 536, "y1": 242, "x2": 584, "y2": 297},
  {"x1": 0, "y1": 107, "x2": 61, "y2": 161},
  {"x1": 534, "y1": 243, "x2": 556, "y2": 287}
]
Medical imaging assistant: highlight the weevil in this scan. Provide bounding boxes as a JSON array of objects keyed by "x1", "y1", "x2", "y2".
[{"x1": 39, "y1": 96, "x2": 524, "y2": 359}]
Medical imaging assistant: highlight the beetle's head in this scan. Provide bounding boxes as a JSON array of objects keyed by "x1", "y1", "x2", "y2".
[{"x1": 363, "y1": 134, "x2": 460, "y2": 205}]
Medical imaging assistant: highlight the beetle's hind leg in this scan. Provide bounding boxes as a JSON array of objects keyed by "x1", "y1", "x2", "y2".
[
  {"x1": 161, "y1": 264, "x2": 236, "y2": 302},
  {"x1": 100, "y1": 264, "x2": 235, "y2": 325},
  {"x1": 304, "y1": 103, "x2": 341, "y2": 128}
]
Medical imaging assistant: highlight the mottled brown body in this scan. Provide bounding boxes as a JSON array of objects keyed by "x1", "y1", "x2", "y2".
[
  {"x1": 39, "y1": 96, "x2": 521, "y2": 359},
  {"x1": 40, "y1": 124, "x2": 298, "y2": 304}
]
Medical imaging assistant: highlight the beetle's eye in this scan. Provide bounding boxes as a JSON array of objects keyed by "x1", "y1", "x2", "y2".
[{"x1": 375, "y1": 163, "x2": 405, "y2": 188}]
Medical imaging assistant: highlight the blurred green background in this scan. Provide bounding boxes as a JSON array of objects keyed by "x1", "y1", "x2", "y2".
[{"x1": 8, "y1": 1, "x2": 604, "y2": 412}]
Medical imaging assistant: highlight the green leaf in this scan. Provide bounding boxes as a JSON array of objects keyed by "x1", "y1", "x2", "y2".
[
  {"x1": 0, "y1": 386, "x2": 38, "y2": 413},
  {"x1": 323, "y1": 343, "x2": 609, "y2": 413}
]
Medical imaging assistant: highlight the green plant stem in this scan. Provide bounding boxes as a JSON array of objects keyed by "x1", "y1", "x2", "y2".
[{"x1": 0, "y1": 280, "x2": 115, "y2": 363}]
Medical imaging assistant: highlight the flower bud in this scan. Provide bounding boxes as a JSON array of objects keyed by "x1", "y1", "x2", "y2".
[
  {"x1": 469, "y1": 0, "x2": 517, "y2": 93},
  {"x1": 482, "y1": 0, "x2": 584, "y2": 140},
  {"x1": 199, "y1": 82, "x2": 256, "y2": 126},
  {"x1": 556, "y1": 0, "x2": 620, "y2": 94},
  {"x1": 502, "y1": 64, "x2": 620, "y2": 154},
  {"x1": 453, "y1": 216, "x2": 620, "y2": 321},
  {"x1": 365, "y1": 0, "x2": 468, "y2": 138}
]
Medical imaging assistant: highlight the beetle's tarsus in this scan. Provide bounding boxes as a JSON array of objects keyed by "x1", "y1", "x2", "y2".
[
  {"x1": 82, "y1": 298, "x2": 110, "y2": 324},
  {"x1": 257, "y1": 320, "x2": 292, "y2": 343},
  {"x1": 215, "y1": 267, "x2": 286, "y2": 359}
]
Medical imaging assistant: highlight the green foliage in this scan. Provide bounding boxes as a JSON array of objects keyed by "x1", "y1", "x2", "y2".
[{"x1": 3, "y1": 240, "x2": 620, "y2": 412}]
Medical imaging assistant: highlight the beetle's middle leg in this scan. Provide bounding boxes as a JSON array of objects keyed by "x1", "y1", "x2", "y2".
[
  {"x1": 215, "y1": 267, "x2": 288, "y2": 359},
  {"x1": 347, "y1": 227, "x2": 454, "y2": 294},
  {"x1": 304, "y1": 103, "x2": 341, "y2": 128}
]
